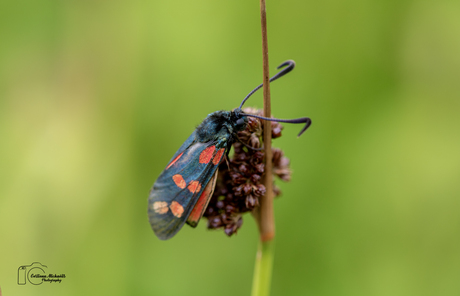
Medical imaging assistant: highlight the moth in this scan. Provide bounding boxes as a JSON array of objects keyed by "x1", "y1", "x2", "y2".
[{"x1": 148, "y1": 60, "x2": 311, "y2": 240}]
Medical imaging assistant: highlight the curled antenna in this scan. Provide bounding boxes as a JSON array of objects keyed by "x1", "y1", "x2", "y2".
[
  {"x1": 244, "y1": 113, "x2": 312, "y2": 138},
  {"x1": 239, "y1": 60, "x2": 296, "y2": 109},
  {"x1": 238, "y1": 59, "x2": 311, "y2": 137}
]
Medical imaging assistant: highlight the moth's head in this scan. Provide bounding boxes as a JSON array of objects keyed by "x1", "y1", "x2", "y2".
[{"x1": 232, "y1": 108, "x2": 249, "y2": 132}]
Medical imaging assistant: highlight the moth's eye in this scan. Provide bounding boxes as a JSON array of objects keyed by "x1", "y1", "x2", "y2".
[{"x1": 236, "y1": 118, "x2": 245, "y2": 126}]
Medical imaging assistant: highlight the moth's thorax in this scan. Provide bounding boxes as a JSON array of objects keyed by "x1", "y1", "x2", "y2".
[{"x1": 195, "y1": 110, "x2": 248, "y2": 143}]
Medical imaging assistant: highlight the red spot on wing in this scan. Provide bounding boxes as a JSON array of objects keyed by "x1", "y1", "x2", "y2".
[
  {"x1": 213, "y1": 148, "x2": 225, "y2": 165},
  {"x1": 166, "y1": 152, "x2": 183, "y2": 169},
  {"x1": 187, "y1": 171, "x2": 218, "y2": 227},
  {"x1": 170, "y1": 201, "x2": 184, "y2": 218},
  {"x1": 172, "y1": 174, "x2": 186, "y2": 189},
  {"x1": 187, "y1": 180, "x2": 202, "y2": 193},
  {"x1": 152, "y1": 201, "x2": 169, "y2": 214},
  {"x1": 199, "y1": 146, "x2": 215, "y2": 164}
]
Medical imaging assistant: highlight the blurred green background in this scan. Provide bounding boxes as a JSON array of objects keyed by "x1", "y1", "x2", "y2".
[{"x1": 1, "y1": 0, "x2": 460, "y2": 295}]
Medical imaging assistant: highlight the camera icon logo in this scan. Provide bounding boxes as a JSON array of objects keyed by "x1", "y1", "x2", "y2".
[{"x1": 17, "y1": 262, "x2": 48, "y2": 285}]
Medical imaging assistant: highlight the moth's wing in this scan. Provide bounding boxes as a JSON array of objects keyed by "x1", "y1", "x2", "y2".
[
  {"x1": 165, "y1": 130, "x2": 197, "y2": 166},
  {"x1": 148, "y1": 141, "x2": 226, "y2": 240},
  {"x1": 186, "y1": 170, "x2": 218, "y2": 227}
]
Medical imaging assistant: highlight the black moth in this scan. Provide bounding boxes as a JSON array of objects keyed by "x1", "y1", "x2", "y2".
[{"x1": 148, "y1": 60, "x2": 311, "y2": 240}]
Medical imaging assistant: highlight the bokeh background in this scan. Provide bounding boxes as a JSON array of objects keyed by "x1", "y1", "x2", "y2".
[{"x1": 1, "y1": 0, "x2": 459, "y2": 295}]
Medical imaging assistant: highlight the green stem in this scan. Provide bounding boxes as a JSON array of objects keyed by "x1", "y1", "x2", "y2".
[
  {"x1": 251, "y1": 239, "x2": 275, "y2": 296},
  {"x1": 252, "y1": 0, "x2": 275, "y2": 294}
]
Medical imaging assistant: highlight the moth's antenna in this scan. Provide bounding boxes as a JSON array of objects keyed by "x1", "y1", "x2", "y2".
[
  {"x1": 244, "y1": 114, "x2": 312, "y2": 137},
  {"x1": 239, "y1": 60, "x2": 296, "y2": 109},
  {"x1": 238, "y1": 59, "x2": 311, "y2": 137}
]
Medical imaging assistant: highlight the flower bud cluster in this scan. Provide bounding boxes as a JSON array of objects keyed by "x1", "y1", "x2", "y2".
[{"x1": 204, "y1": 108, "x2": 291, "y2": 236}]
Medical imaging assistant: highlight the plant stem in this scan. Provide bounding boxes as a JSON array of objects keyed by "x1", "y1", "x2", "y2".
[
  {"x1": 251, "y1": 0, "x2": 275, "y2": 296},
  {"x1": 259, "y1": 0, "x2": 275, "y2": 245},
  {"x1": 251, "y1": 240, "x2": 275, "y2": 296}
]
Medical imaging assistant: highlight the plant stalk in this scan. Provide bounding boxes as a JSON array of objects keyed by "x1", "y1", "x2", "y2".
[
  {"x1": 258, "y1": 0, "x2": 275, "y2": 245},
  {"x1": 252, "y1": 0, "x2": 275, "y2": 295},
  {"x1": 251, "y1": 240, "x2": 275, "y2": 296}
]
